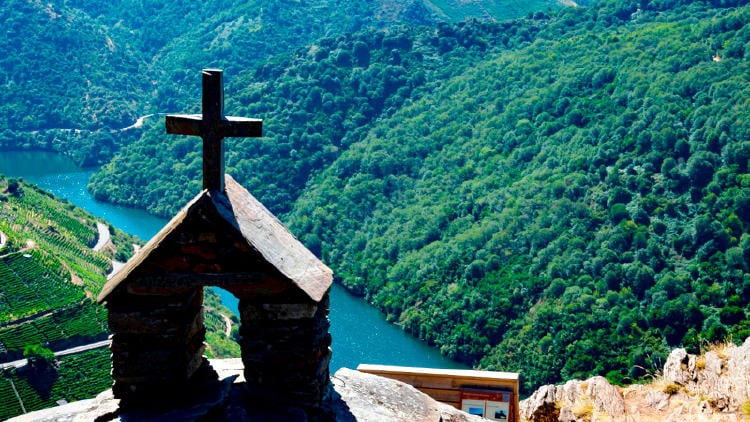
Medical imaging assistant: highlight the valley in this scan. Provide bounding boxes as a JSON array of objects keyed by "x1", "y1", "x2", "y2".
[
  {"x1": 0, "y1": 0, "x2": 749, "y2": 417},
  {"x1": 0, "y1": 150, "x2": 465, "y2": 418}
]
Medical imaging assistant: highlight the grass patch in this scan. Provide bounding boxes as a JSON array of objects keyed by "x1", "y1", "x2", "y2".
[
  {"x1": 707, "y1": 342, "x2": 731, "y2": 360},
  {"x1": 652, "y1": 376, "x2": 683, "y2": 396},
  {"x1": 662, "y1": 382, "x2": 681, "y2": 395},
  {"x1": 741, "y1": 398, "x2": 750, "y2": 416},
  {"x1": 695, "y1": 355, "x2": 706, "y2": 370},
  {"x1": 572, "y1": 399, "x2": 594, "y2": 419}
]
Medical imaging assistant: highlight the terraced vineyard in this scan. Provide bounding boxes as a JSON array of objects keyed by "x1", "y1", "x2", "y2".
[
  {"x1": 0, "y1": 251, "x2": 85, "y2": 323},
  {"x1": 0, "y1": 175, "x2": 241, "y2": 418},
  {"x1": 0, "y1": 183, "x2": 119, "y2": 296},
  {"x1": 0, "y1": 176, "x2": 136, "y2": 418},
  {"x1": 0, "y1": 348, "x2": 112, "y2": 421},
  {"x1": 0, "y1": 300, "x2": 108, "y2": 361}
]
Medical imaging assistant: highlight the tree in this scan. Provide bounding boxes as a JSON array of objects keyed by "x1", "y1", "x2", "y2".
[
  {"x1": 609, "y1": 203, "x2": 630, "y2": 224},
  {"x1": 353, "y1": 41, "x2": 370, "y2": 67},
  {"x1": 23, "y1": 344, "x2": 55, "y2": 369},
  {"x1": 7, "y1": 178, "x2": 20, "y2": 196},
  {"x1": 687, "y1": 151, "x2": 719, "y2": 188}
]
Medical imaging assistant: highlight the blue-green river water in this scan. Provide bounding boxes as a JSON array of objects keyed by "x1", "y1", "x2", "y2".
[{"x1": 0, "y1": 150, "x2": 466, "y2": 373}]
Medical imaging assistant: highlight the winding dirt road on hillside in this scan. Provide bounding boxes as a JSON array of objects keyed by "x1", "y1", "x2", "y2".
[
  {"x1": 26, "y1": 114, "x2": 160, "y2": 138},
  {"x1": 223, "y1": 315, "x2": 233, "y2": 338},
  {"x1": 92, "y1": 222, "x2": 111, "y2": 252},
  {"x1": 0, "y1": 230, "x2": 6, "y2": 251}
]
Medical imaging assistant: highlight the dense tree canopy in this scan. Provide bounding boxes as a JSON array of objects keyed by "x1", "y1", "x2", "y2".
[
  {"x1": 0, "y1": 0, "x2": 443, "y2": 166},
  {"x1": 85, "y1": 0, "x2": 750, "y2": 395},
  {"x1": 89, "y1": 0, "x2": 750, "y2": 394},
  {"x1": 89, "y1": 20, "x2": 541, "y2": 216},
  {"x1": 285, "y1": 1, "x2": 750, "y2": 393}
]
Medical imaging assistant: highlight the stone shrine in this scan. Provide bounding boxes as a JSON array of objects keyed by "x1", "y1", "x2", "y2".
[{"x1": 97, "y1": 69, "x2": 333, "y2": 417}]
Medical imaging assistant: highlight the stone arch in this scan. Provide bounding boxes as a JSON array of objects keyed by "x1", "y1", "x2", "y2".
[{"x1": 98, "y1": 177, "x2": 333, "y2": 413}]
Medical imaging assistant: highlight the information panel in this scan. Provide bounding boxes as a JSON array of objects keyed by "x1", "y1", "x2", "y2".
[{"x1": 460, "y1": 388, "x2": 512, "y2": 421}]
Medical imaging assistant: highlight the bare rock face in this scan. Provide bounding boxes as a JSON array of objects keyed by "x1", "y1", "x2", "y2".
[
  {"x1": 331, "y1": 368, "x2": 484, "y2": 422},
  {"x1": 521, "y1": 338, "x2": 750, "y2": 421},
  {"x1": 662, "y1": 338, "x2": 750, "y2": 414},
  {"x1": 519, "y1": 376, "x2": 624, "y2": 422},
  {"x1": 7, "y1": 390, "x2": 119, "y2": 422},
  {"x1": 726, "y1": 338, "x2": 750, "y2": 406},
  {"x1": 520, "y1": 385, "x2": 560, "y2": 422},
  {"x1": 663, "y1": 347, "x2": 695, "y2": 386}
]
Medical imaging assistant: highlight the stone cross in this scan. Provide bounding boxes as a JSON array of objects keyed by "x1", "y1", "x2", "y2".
[{"x1": 166, "y1": 69, "x2": 262, "y2": 192}]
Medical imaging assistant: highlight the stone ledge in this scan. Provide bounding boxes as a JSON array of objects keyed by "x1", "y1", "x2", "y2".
[{"x1": 8, "y1": 361, "x2": 483, "y2": 422}]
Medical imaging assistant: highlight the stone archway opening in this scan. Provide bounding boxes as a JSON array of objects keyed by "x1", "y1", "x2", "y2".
[{"x1": 202, "y1": 287, "x2": 241, "y2": 359}]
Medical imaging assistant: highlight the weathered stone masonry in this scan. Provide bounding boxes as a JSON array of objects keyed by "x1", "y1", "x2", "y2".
[
  {"x1": 97, "y1": 176, "x2": 333, "y2": 411},
  {"x1": 97, "y1": 69, "x2": 333, "y2": 415}
]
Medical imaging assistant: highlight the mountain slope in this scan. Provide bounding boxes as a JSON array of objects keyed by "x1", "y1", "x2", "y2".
[
  {"x1": 89, "y1": 19, "x2": 544, "y2": 216},
  {"x1": 6, "y1": 0, "x2": 750, "y2": 403},
  {"x1": 285, "y1": 1, "x2": 750, "y2": 394},
  {"x1": 0, "y1": 176, "x2": 238, "y2": 419},
  {"x1": 0, "y1": 175, "x2": 131, "y2": 419},
  {"x1": 0, "y1": 0, "x2": 149, "y2": 165},
  {"x1": 423, "y1": 0, "x2": 563, "y2": 21},
  {"x1": 0, "y1": 0, "x2": 438, "y2": 167},
  {"x1": 86, "y1": 0, "x2": 750, "y2": 395},
  {"x1": 0, "y1": 0, "x2": 565, "y2": 167}
]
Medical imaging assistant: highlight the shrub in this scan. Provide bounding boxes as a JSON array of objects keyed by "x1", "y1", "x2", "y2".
[
  {"x1": 572, "y1": 399, "x2": 594, "y2": 418},
  {"x1": 662, "y1": 382, "x2": 681, "y2": 395},
  {"x1": 742, "y1": 399, "x2": 750, "y2": 416},
  {"x1": 695, "y1": 355, "x2": 706, "y2": 370},
  {"x1": 7, "y1": 179, "x2": 20, "y2": 196},
  {"x1": 23, "y1": 344, "x2": 55, "y2": 368}
]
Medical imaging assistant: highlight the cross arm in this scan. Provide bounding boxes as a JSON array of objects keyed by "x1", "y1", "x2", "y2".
[
  {"x1": 166, "y1": 114, "x2": 203, "y2": 136},
  {"x1": 166, "y1": 114, "x2": 263, "y2": 138},
  {"x1": 221, "y1": 117, "x2": 263, "y2": 138}
]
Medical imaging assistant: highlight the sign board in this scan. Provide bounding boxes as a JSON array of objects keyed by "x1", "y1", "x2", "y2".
[
  {"x1": 460, "y1": 388, "x2": 512, "y2": 421},
  {"x1": 356, "y1": 364, "x2": 519, "y2": 421}
]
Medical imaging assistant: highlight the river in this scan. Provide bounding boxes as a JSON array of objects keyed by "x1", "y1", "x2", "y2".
[{"x1": 0, "y1": 150, "x2": 466, "y2": 372}]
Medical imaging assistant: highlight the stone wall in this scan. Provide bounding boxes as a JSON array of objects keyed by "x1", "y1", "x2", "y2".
[
  {"x1": 105, "y1": 285, "x2": 333, "y2": 416},
  {"x1": 239, "y1": 294, "x2": 332, "y2": 410},
  {"x1": 107, "y1": 287, "x2": 206, "y2": 404}
]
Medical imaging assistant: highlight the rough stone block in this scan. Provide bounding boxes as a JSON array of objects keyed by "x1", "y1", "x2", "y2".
[{"x1": 108, "y1": 306, "x2": 204, "y2": 336}]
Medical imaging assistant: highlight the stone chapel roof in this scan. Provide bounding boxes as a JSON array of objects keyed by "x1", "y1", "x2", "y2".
[{"x1": 97, "y1": 174, "x2": 332, "y2": 303}]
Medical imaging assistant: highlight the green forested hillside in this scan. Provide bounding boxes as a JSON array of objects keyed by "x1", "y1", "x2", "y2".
[
  {"x1": 287, "y1": 1, "x2": 750, "y2": 393},
  {"x1": 89, "y1": 19, "x2": 545, "y2": 215},
  {"x1": 89, "y1": 0, "x2": 750, "y2": 394},
  {"x1": 0, "y1": 0, "x2": 148, "y2": 165},
  {"x1": 423, "y1": 0, "x2": 561, "y2": 21},
  {"x1": 0, "y1": 0, "x2": 442, "y2": 167},
  {"x1": 0, "y1": 0, "x2": 556, "y2": 168}
]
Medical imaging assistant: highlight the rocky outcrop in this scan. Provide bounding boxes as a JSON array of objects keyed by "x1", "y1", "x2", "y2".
[
  {"x1": 520, "y1": 376, "x2": 624, "y2": 421},
  {"x1": 331, "y1": 368, "x2": 483, "y2": 422},
  {"x1": 520, "y1": 338, "x2": 750, "y2": 421},
  {"x1": 8, "y1": 363, "x2": 483, "y2": 422},
  {"x1": 661, "y1": 338, "x2": 750, "y2": 415}
]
